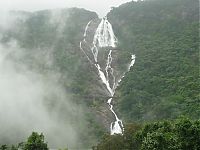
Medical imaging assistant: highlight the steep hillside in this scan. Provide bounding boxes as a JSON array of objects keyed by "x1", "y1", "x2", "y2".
[
  {"x1": 0, "y1": 8, "x2": 106, "y2": 148},
  {"x1": 0, "y1": 0, "x2": 199, "y2": 148},
  {"x1": 108, "y1": 0, "x2": 199, "y2": 122}
]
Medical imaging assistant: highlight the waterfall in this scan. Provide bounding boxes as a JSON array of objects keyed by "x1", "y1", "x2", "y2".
[{"x1": 80, "y1": 17, "x2": 136, "y2": 135}]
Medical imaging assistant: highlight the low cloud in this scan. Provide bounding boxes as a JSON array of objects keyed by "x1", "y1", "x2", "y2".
[{"x1": 0, "y1": 40, "x2": 87, "y2": 148}]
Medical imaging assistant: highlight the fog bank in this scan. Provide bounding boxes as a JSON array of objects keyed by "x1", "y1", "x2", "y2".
[{"x1": 0, "y1": 40, "x2": 87, "y2": 148}]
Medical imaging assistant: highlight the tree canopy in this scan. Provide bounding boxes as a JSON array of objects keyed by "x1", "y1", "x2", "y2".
[{"x1": 94, "y1": 117, "x2": 200, "y2": 150}]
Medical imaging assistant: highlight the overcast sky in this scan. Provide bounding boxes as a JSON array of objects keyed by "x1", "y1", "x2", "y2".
[{"x1": 0, "y1": 0, "x2": 133, "y2": 17}]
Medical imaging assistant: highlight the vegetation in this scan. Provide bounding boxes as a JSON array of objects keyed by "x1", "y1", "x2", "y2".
[
  {"x1": 0, "y1": 132, "x2": 49, "y2": 150},
  {"x1": 108, "y1": 0, "x2": 199, "y2": 122},
  {"x1": 23, "y1": 132, "x2": 48, "y2": 150},
  {"x1": 0, "y1": 8, "x2": 103, "y2": 148},
  {"x1": 0, "y1": 0, "x2": 199, "y2": 148},
  {"x1": 93, "y1": 117, "x2": 200, "y2": 150}
]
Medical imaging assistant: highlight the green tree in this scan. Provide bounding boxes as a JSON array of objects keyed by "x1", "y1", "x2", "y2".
[
  {"x1": 93, "y1": 134, "x2": 124, "y2": 150},
  {"x1": 123, "y1": 123, "x2": 141, "y2": 149},
  {"x1": 0, "y1": 145, "x2": 8, "y2": 150},
  {"x1": 136, "y1": 118, "x2": 200, "y2": 150},
  {"x1": 175, "y1": 118, "x2": 200, "y2": 150},
  {"x1": 94, "y1": 118, "x2": 200, "y2": 150},
  {"x1": 23, "y1": 132, "x2": 48, "y2": 150},
  {"x1": 10, "y1": 146, "x2": 17, "y2": 150}
]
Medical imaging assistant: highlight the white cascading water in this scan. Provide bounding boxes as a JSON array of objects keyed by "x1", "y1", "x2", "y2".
[{"x1": 80, "y1": 17, "x2": 136, "y2": 135}]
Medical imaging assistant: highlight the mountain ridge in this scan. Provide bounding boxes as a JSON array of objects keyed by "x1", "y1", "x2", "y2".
[{"x1": 0, "y1": 0, "x2": 199, "y2": 148}]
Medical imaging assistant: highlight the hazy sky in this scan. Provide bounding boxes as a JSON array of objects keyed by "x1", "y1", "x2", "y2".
[{"x1": 0, "y1": 0, "x2": 132, "y2": 17}]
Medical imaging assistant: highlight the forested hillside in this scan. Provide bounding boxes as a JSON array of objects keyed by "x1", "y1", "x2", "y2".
[
  {"x1": 0, "y1": 8, "x2": 105, "y2": 148},
  {"x1": 94, "y1": 117, "x2": 200, "y2": 150},
  {"x1": 2, "y1": 117, "x2": 199, "y2": 150},
  {"x1": 0, "y1": 0, "x2": 199, "y2": 149},
  {"x1": 108, "y1": 0, "x2": 199, "y2": 122}
]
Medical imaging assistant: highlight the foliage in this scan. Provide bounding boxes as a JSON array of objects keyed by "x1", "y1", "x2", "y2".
[
  {"x1": 93, "y1": 134, "x2": 124, "y2": 150},
  {"x1": 23, "y1": 132, "x2": 48, "y2": 150},
  {"x1": 0, "y1": 145, "x2": 18, "y2": 150},
  {"x1": 94, "y1": 118, "x2": 200, "y2": 150},
  {"x1": 0, "y1": 132, "x2": 49, "y2": 150},
  {"x1": 108, "y1": 0, "x2": 199, "y2": 122},
  {"x1": 0, "y1": 8, "x2": 104, "y2": 148},
  {"x1": 0, "y1": 0, "x2": 199, "y2": 148},
  {"x1": 0, "y1": 145, "x2": 8, "y2": 150}
]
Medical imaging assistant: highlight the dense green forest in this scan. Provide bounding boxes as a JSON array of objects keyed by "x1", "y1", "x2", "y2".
[
  {"x1": 94, "y1": 117, "x2": 200, "y2": 150},
  {"x1": 108, "y1": 0, "x2": 199, "y2": 122},
  {"x1": 1, "y1": 118, "x2": 199, "y2": 150},
  {"x1": 0, "y1": 0, "x2": 199, "y2": 149}
]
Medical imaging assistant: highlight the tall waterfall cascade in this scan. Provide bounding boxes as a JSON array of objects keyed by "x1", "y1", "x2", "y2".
[{"x1": 80, "y1": 17, "x2": 136, "y2": 135}]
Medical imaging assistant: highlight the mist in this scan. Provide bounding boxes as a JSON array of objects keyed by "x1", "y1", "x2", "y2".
[
  {"x1": 0, "y1": 0, "x2": 128, "y2": 148},
  {"x1": 0, "y1": 15, "x2": 90, "y2": 148}
]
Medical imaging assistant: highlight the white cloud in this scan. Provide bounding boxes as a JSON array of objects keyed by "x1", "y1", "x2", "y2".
[
  {"x1": 0, "y1": 41, "x2": 86, "y2": 148},
  {"x1": 0, "y1": 0, "x2": 132, "y2": 17}
]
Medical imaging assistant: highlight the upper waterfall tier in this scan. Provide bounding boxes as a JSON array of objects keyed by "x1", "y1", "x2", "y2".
[{"x1": 93, "y1": 17, "x2": 117, "y2": 48}]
